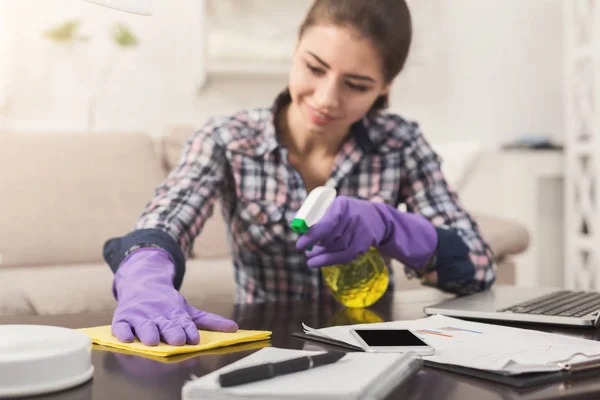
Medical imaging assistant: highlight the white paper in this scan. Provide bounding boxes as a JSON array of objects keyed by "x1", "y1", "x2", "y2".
[{"x1": 304, "y1": 315, "x2": 600, "y2": 375}]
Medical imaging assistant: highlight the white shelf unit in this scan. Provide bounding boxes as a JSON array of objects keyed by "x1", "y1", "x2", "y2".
[
  {"x1": 201, "y1": 0, "x2": 297, "y2": 82},
  {"x1": 206, "y1": 61, "x2": 290, "y2": 77},
  {"x1": 564, "y1": 0, "x2": 600, "y2": 290},
  {"x1": 460, "y1": 150, "x2": 564, "y2": 288}
]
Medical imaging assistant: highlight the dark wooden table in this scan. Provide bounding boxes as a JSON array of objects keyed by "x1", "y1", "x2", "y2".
[{"x1": 3, "y1": 288, "x2": 600, "y2": 399}]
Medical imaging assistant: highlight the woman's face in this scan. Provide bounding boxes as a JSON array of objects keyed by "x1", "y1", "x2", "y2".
[{"x1": 288, "y1": 24, "x2": 390, "y2": 136}]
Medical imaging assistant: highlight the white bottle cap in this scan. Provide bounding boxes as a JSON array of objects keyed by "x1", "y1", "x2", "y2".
[
  {"x1": 291, "y1": 186, "x2": 337, "y2": 233},
  {"x1": 0, "y1": 325, "x2": 94, "y2": 398}
]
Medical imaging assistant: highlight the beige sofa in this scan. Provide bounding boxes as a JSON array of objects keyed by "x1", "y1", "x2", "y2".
[{"x1": 0, "y1": 128, "x2": 530, "y2": 317}]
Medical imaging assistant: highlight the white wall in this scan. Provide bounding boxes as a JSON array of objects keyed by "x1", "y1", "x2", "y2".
[
  {"x1": 0, "y1": 0, "x2": 11, "y2": 110},
  {"x1": 0, "y1": 0, "x2": 564, "y2": 147},
  {"x1": 393, "y1": 0, "x2": 564, "y2": 146}
]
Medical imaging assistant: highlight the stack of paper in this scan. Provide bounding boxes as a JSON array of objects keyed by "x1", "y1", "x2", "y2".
[{"x1": 303, "y1": 315, "x2": 600, "y2": 375}]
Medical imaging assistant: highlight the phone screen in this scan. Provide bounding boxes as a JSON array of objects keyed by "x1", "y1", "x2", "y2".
[{"x1": 353, "y1": 329, "x2": 429, "y2": 347}]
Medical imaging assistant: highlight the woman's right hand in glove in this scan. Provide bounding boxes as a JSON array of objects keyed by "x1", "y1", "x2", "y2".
[{"x1": 111, "y1": 247, "x2": 238, "y2": 346}]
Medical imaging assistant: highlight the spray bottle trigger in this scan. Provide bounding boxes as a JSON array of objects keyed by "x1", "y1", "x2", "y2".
[{"x1": 290, "y1": 218, "x2": 313, "y2": 251}]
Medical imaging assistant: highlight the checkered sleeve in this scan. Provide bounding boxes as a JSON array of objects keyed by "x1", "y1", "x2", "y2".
[
  {"x1": 102, "y1": 119, "x2": 228, "y2": 289},
  {"x1": 133, "y1": 119, "x2": 227, "y2": 258},
  {"x1": 399, "y1": 124, "x2": 496, "y2": 295}
]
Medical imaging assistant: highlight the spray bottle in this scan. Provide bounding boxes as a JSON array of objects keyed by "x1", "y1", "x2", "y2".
[{"x1": 290, "y1": 186, "x2": 389, "y2": 308}]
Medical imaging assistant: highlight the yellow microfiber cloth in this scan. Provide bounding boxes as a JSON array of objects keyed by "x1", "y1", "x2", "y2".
[
  {"x1": 78, "y1": 326, "x2": 272, "y2": 357},
  {"x1": 91, "y1": 339, "x2": 272, "y2": 364}
]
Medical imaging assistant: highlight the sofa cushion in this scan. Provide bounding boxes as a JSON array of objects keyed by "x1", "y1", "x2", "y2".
[
  {"x1": 429, "y1": 140, "x2": 482, "y2": 192},
  {"x1": 0, "y1": 264, "x2": 117, "y2": 316},
  {"x1": 162, "y1": 126, "x2": 231, "y2": 259},
  {"x1": 0, "y1": 258, "x2": 236, "y2": 316},
  {"x1": 472, "y1": 213, "x2": 530, "y2": 257},
  {"x1": 0, "y1": 132, "x2": 166, "y2": 267},
  {"x1": 0, "y1": 256, "x2": 516, "y2": 317},
  {"x1": 0, "y1": 286, "x2": 36, "y2": 316},
  {"x1": 0, "y1": 259, "x2": 421, "y2": 316}
]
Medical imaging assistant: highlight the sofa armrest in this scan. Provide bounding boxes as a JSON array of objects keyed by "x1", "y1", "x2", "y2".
[{"x1": 471, "y1": 213, "x2": 530, "y2": 258}]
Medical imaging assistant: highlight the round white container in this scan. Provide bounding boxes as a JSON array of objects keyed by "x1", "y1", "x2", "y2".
[{"x1": 0, "y1": 325, "x2": 94, "y2": 398}]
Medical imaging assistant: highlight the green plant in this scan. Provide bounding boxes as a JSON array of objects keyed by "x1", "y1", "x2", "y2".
[
  {"x1": 43, "y1": 20, "x2": 90, "y2": 45},
  {"x1": 43, "y1": 20, "x2": 138, "y2": 48},
  {"x1": 43, "y1": 20, "x2": 139, "y2": 131},
  {"x1": 112, "y1": 24, "x2": 138, "y2": 47}
]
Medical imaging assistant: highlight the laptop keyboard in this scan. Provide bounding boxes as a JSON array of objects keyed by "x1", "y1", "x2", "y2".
[{"x1": 498, "y1": 290, "x2": 600, "y2": 318}]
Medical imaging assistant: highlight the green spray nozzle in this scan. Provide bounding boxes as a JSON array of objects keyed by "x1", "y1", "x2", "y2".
[
  {"x1": 291, "y1": 217, "x2": 312, "y2": 251},
  {"x1": 290, "y1": 218, "x2": 309, "y2": 234}
]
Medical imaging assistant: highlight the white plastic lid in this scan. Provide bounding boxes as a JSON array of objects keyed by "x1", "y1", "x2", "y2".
[
  {"x1": 0, "y1": 325, "x2": 94, "y2": 398},
  {"x1": 291, "y1": 186, "x2": 337, "y2": 233}
]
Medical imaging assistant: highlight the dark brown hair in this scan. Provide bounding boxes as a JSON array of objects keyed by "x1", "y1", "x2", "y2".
[{"x1": 298, "y1": 0, "x2": 412, "y2": 114}]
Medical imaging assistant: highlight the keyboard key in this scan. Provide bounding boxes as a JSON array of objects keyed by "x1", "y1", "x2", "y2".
[{"x1": 498, "y1": 291, "x2": 600, "y2": 320}]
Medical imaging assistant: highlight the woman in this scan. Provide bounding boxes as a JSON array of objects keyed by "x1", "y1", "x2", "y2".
[{"x1": 103, "y1": 0, "x2": 496, "y2": 347}]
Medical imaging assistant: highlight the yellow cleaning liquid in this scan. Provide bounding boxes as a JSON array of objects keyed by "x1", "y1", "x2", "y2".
[
  {"x1": 320, "y1": 247, "x2": 389, "y2": 308},
  {"x1": 327, "y1": 306, "x2": 385, "y2": 326},
  {"x1": 290, "y1": 186, "x2": 389, "y2": 309}
]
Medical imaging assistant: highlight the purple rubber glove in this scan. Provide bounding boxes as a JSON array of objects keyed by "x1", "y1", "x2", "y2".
[
  {"x1": 111, "y1": 247, "x2": 238, "y2": 346},
  {"x1": 296, "y1": 196, "x2": 438, "y2": 270}
]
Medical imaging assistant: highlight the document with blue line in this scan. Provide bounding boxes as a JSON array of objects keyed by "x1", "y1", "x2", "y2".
[{"x1": 303, "y1": 314, "x2": 600, "y2": 375}]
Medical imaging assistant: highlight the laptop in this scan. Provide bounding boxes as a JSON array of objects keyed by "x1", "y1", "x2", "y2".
[{"x1": 423, "y1": 285, "x2": 600, "y2": 327}]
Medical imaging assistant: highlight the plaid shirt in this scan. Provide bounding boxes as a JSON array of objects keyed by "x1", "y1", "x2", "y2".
[{"x1": 104, "y1": 91, "x2": 496, "y2": 303}]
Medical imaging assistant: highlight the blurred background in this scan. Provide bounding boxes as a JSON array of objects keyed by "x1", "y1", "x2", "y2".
[
  {"x1": 1, "y1": 0, "x2": 596, "y2": 317},
  {"x1": 0, "y1": 0, "x2": 564, "y2": 142}
]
